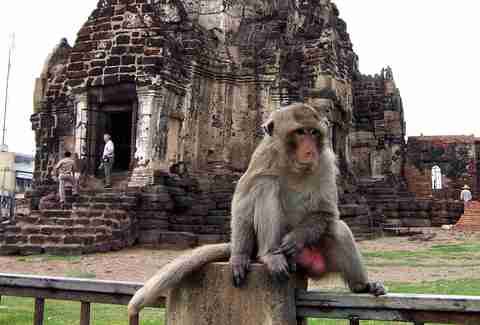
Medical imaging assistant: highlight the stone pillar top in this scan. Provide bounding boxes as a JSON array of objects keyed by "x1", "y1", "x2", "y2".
[{"x1": 167, "y1": 262, "x2": 307, "y2": 325}]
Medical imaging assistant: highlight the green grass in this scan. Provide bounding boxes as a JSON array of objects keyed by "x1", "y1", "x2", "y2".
[
  {"x1": 16, "y1": 254, "x2": 82, "y2": 263},
  {"x1": 63, "y1": 270, "x2": 96, "y2": 279},
  {"x1": 0, "y1": 297, "x2": 164, "y2": 325},
  {"x1": 363, "y1": 242, "x2": 480, "y2": 267}
]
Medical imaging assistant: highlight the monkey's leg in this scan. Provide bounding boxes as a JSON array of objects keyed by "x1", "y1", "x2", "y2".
[
  {"x1": 325, "y1": 220, "x2": 386, "y2": 296},
  {"x1": 253, "y1": 178, "x2": 291, "y2": 283},
  {"x1": 230, "y1": 216, "x2": 255, "y2": 288}
]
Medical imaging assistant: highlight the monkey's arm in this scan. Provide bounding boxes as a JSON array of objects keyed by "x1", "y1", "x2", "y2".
[
  {"x1": 276, "y1": 210, "x2": 337, "y2": 257},
  {"x1": 231, "y1": 177, "x2": 290, "y2": 286},
  {"x1": 230, "y1": 190, "x2": 256, "y2": 287}
]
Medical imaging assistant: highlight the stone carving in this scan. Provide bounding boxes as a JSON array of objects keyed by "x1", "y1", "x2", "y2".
[
  {"x1": 153, "y1": 0, "x2": 183, "y2": 23},
  {"x1": 124, "y1": 12, "x2": 145, "y2": 28}
]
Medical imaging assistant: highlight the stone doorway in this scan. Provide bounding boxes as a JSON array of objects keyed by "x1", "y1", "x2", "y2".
[{"x1": 95, "y1": 104, "x2": 135, "y2": 173}]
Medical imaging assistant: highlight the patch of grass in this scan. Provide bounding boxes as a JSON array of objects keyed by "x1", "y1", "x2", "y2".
[
  {"x1": 64, "y1": 270, "x2": 96, "y2": 279},
  {"x1": 387, "y1": 278, "x2": 480, "y2": 296},
  {"x1": 0, "y1": 296, "x2": 164, "y2": 325},
  {"x1": 16, "y1": 254, "x2": 82, "y2": 263},
  {"x1": 363, "y1": 242, "x2": 480, "y2": 267}
]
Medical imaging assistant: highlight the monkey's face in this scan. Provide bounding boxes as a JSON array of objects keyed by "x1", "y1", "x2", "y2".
[
  {"x1": 262, "y1": 103, "x2": 328, "y2": 173},
  {"x1": 288, "y1": 126, "x2": 323, "y2": 173}
]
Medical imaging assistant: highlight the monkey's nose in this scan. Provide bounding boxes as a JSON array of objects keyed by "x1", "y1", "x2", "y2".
[{"x1": 303, "y1": 151, "x2": 314, "y2": 160}]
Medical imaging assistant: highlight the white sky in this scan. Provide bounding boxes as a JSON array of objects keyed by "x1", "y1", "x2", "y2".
[{"x1": 0, "y1": 1, "x2": 479, "y2": 155}]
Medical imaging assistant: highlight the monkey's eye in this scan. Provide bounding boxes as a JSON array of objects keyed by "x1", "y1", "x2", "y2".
[
  {"x1": 309, "y1": 129, "x2": 320, "y2": 136},
  {"x1": 295, "y1": 128, "x2": 307, "y2": 135}
]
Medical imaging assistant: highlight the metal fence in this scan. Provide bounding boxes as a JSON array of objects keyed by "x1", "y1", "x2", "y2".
[{"x1": 0, "y1": 273, "x2": 479, "y2": 325}]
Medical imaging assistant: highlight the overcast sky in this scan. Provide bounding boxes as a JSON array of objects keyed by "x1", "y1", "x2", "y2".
[{"x1": 0, "y1": 1, "x2": 479, "y2": 155}]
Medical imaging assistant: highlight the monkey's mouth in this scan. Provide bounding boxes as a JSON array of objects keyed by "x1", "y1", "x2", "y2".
[{"x1": 293, "y1": 160, "x2": 316, "y2": 173}]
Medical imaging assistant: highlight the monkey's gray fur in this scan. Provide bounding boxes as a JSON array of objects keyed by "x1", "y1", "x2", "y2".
[{"x1": 128, "y1": 103, "x2": 386, "y2": 316}]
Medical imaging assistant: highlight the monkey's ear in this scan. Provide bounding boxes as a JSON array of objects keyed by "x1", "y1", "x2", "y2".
[{"x1": 262, "y1": 119, "x2": 274, "y2": 136}]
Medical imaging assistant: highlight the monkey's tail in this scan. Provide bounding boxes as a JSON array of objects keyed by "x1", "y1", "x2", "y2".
[{"x1": 128, "y1": 243, "x2": 231, "y2": 316}]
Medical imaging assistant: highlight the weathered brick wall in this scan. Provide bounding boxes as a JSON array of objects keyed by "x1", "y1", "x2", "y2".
[
  {"x1": 31, "y1": 0, "x2": 360, "y2": 186},
  {"x1": 0, "y1": 192, "x2": 138, "y2": 255},
  {"x1": 351, "y1": 69, "x2": 405, "y2": 178},
  {"x1": 405, "y1": 136, "x2": 477, "y2": 200}
]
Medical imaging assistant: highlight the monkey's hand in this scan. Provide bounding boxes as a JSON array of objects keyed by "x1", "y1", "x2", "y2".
[
  {"x1": 274, "y1": 232, "x2": 304, "y2": 258},
  {"x1": 260, "y1": 253, "x2": 291, "y2": 283},
  {"x1": 231, "y1": 254, "x2": 250, "y2": 288}
]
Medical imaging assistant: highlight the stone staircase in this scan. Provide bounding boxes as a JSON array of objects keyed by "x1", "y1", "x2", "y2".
[
  {"x1": 455, "y1": 201, "x2": 480, "y2": 231},
  {"x1": 0, "y1": 191, "x2": 138, "y2": 255},
  {"x1": 357, "y1": 176, "x2": 415, "y2": 229},
  {"x1": 357, "y1": 176, "x2": 463, "y2": 231}
]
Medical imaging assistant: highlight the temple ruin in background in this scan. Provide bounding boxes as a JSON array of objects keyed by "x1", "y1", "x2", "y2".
[{"x1": 0, "y1": 0, "x2": 464, "y2": 255}]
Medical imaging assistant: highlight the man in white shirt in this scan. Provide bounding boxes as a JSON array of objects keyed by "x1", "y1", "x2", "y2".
[
  {"x1": 101, "y1": 134, "x2": 115, "y2": 188},
  {"x1": 460, "y1": 184, "x2": 472, "y2": 208}
]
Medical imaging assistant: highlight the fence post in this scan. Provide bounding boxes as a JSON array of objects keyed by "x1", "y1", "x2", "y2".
[
  {"x1": 166, "y1": 262, "x2": 307, "y2": 325},
  {"x1": 34, "y1": 297, "x2": 45, "y2": 325},
  {"x1": 80, "y1": 302, "x2": 91, "y2": 325},
  {"x1": 350, "y1": 317, "x2": 360, "y2": 325}
]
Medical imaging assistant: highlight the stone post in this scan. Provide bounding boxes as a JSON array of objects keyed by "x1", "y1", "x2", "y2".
[
  {"x1": 129, "y1": 87, "x2": 164, "y2": 187},
  {"x1": 135, "y1": 87, "x2": 164, "y2": 166},
  {"x1": 166, "y1": 262, "x2": 307, "y2": 325},
  {"x1": 74, "y1": 93, "x2": 88, "y2": 161}
]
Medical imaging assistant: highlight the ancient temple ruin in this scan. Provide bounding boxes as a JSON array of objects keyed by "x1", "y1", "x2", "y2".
[
  {"x1": 0, "y1": 0, "x2": 464, "y2": 255},
  {"x1": 31, "y1": 0, "x2": 362, "y2": 185}
]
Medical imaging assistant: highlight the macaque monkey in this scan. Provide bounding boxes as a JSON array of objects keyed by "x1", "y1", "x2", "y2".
[{"x1": 128, "y1": 103, "x2": 386, "y2": 316}]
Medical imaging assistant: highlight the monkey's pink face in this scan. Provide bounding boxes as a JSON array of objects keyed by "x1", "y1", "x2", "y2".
[{"x1": 293, "y1": 128, "x2": 321, "y2": 165}]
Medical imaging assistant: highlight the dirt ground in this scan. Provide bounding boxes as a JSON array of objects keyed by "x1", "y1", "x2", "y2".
[{"x1": 0, "y1": 228, "x2": 479, "y2": 287}]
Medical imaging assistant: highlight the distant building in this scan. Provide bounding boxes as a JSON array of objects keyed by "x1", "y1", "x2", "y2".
[
  {"x1": 14, "y1": 153, "x2": 34, "y2": 193},
  {"x1": 0, "y1": 151, "x2": 15, "y2": 219}
]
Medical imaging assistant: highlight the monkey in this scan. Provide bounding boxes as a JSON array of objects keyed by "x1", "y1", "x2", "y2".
[{"x1": 128, "y1": 103, "x2": 386, "y2": 316}]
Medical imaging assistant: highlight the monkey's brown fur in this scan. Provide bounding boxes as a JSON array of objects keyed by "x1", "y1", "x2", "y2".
[{"x1": 128, "y1": 103, "x2": 385, "y2": 316}]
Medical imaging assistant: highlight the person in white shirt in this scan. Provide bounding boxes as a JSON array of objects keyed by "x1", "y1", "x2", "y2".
[
  {"x1": 460, "y1": 184, "x2": 472, "y2": 208},
  {"x1": 100, "y1": 134, "x2": 115, "y2": 188}
]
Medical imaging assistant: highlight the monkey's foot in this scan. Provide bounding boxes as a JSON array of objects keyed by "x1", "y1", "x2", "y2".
[
  {"x1": 260, "y1": 254, "x2": 290, "y2": 283},
  {"x1": 352, "y1": 282, "x2": 387, "y2": 296},
  {"x1": 231, "y1": 254, "x2": 251, "y2": 288},
  {"x1": 367, "y1": 281, "x2": 387, "y2": 296}
]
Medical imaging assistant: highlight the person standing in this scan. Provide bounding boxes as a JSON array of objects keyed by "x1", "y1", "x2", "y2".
[
  {"x1": 460, "y1": 184, "x2": 472, "y2": 208},
  {"x1": 53, "y1": 151, "x2": 78, "y2": 208},
  {"x1": 101, "y1": 133, "x2": 115, "y2": 188}
]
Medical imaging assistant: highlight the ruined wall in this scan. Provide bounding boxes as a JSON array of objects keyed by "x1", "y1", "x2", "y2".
[
  {"x1": 24, "y1": 0, "x2": 436, "y2": 252},
  {"x1": 350, "y1": 67, "x2": 405, "y2": 179},
  {"x1": 405, "y1": 136, "x2": 478, "y2": 200},
  {"x1": 31, "y1": 0, "x2": 359, "y2": 186}
]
